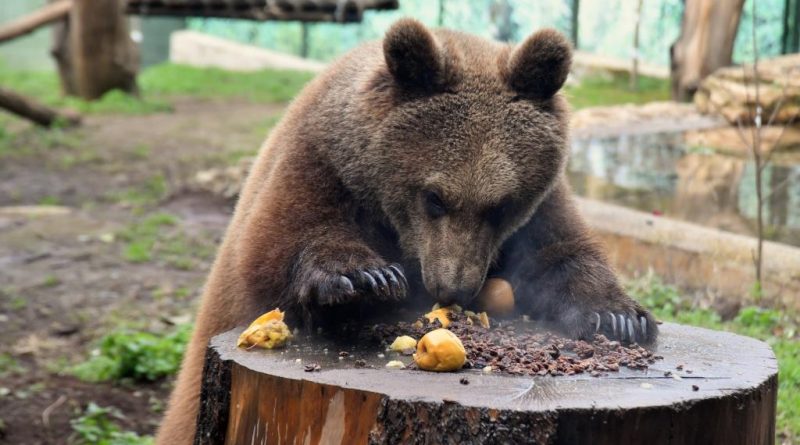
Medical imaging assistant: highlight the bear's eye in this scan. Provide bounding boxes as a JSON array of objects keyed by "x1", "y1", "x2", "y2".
[{"x1": 424, "y1": 191, "x2": 447, "y2": 219}]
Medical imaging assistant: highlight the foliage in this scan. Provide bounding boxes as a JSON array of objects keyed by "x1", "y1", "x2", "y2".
[
  {"x1": 70, "y1": 403, "x2": 153, "y2": 445},
  {"x1": 627, "y1": 272, "x2": 800, "y2": 441},
  {"x1": 71, "y1": 325, "x2": 192, "y2": 383},
  {"x1": 564, "y1": 73, "x2": 670, "y2": 109}
]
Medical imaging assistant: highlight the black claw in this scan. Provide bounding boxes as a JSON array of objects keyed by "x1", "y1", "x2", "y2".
[
  {"x1": 617, "y1": 314, "x2": 626, "y2": 340},
  {"x1": 608, "y1": 312, "x2": 616, "y2": 337},
  {"x1": 370, "y1": 268, "x2": 390, "y2": 297},
  {"x1": 627, "y1": 317, "x2": 635, "y2": 343},
  {"x1": 640, "y1": 316, "x2": 648, "y2": 337},
  {"x1": 388, "y1": 264, "x2": 408, "y2": 291},
  {"x1": 360, "y1": 270, "x2": 380, "y2": 294},
  {"x1": 383, "y1": 267, "x2": 404, "y2": 299},
  {"x1": 338, "y1": 275, "x2": 355, "y2": 295}
]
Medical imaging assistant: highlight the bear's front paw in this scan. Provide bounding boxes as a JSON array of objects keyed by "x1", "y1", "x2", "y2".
[
  {"x1": 588, "y1": 308, "x2": 657, "y2": 345},
  {"x1": 297, "y1": 262, "x2": 408, "y2": 307},
  {"x1": 550, "y1": 298, "x2": 657, "y2": 345}
]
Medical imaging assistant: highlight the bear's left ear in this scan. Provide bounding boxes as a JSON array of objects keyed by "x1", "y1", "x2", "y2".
[
  {"x1": 383, "y1": 18, "x2": 449, "y2": 91},
  {"x1": 504, "y1": 28, "x2": 572, "y2": 100}
]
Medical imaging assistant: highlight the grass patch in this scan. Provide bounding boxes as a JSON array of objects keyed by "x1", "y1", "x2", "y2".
[
  {"x1": 117, "y1": 212, "x2": 177, "y2": 263},
  {"x1": 0, "y1": 353, "x2": 22, "y2": 377},
  {"x1": 0, "y1": 67, "x2": 169, "y2": 116},
  {"x1": 0, "y1": 62, "x2": 313, "y2": 121},
  {"x1": 108, "y1": 174, "x2": 168, "y2": 208},
  {"x1": 116, "y1": 212, "x2": 215, "y2": 269},
  {"x1": 70, "y1": 403, "x2": 152, "y2": 445},
  {"x1": 627, "y1": 272, "x2": 800, "y2": 442},
  {"x1": 564, "y1": 73, "x2": 670, "y2": 110},
  {"x1": 139, "y1": 64, "x2": 314, "y2": 102},
  {"x1": 71, "y1": 325, "x2": 191, "y2": 383}
]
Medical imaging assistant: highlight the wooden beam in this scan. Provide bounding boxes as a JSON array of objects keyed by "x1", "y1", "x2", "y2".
[
  {"x1": 0, "y1": 86, "x2": 80, "y2": 127},
  {"x1": 0, "y1": 0, "x2": 72, "y2": 45}
]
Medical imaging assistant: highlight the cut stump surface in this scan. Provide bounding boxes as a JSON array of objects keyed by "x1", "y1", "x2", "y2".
[{"x1": 196, "y1": 323, "x2": 777, "y2": 445}]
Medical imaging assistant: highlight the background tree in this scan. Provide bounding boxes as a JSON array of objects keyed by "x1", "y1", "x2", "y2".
[{"x1": 670, "y1": 0, "x2": 745, "y2": 102}]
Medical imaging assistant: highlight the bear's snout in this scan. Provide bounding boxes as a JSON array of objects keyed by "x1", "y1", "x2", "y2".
[{"x1": 422, "y1": 258, "x2": 485, "y2": 306}]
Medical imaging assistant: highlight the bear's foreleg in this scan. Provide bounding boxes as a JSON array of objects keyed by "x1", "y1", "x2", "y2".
[
  {"x1": 235, "y1": 151, "x2": 406, "y2": 323},
  {"x1": 499, "y1": 181, "x2": 658, "y2": 344}
]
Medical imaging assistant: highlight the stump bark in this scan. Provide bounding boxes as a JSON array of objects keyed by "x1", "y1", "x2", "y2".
[{"x1": 196, "y1": 323, "x2": 777, "y2": 445}]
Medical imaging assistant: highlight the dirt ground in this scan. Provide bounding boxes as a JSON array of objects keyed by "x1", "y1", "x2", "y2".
[{"x1": 0, "y1": 98, "x2": 284, "y2": 444}]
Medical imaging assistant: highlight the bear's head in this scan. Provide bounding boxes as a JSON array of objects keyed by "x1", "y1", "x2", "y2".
[{"x1": 364, "y1": 19, "x2": 572, "y2": 306}]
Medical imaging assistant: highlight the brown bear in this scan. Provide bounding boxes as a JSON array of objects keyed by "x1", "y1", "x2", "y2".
[{"x1": 155, "y1": 19, "x2": 657, "y2": 444}]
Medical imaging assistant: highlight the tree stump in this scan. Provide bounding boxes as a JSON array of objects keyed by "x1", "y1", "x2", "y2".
[{"x1": 196, "y1": 323, "x2": 777, "y2": 445}]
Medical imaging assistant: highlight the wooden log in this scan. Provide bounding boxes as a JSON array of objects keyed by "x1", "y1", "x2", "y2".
[
  {"x1": 670, "y1": 0, "x2": 745, "y2": 102},
  {"x1": 53, "y1": 0, "x2": 139, "y2": 100},
  {"x1": 0, "y1": 86, "x2": 80, "y2": 127},
  {"x1": 196, "y1": 323, "x2": 777, "y2": 445},
  {"x1": 0, "y1": 0, "x2": 71, "y2": 45}
]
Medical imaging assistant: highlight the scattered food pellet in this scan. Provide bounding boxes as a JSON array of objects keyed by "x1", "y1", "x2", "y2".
[
  {"x1": 385, "y1": 360, "x2": 406, "y2": 369},
  {"x1": 483, "y1": 366, "x2": 493, "y2": 373},
  {"x1": 364, "y1": 310, "x2": 661, "y2": 377},
  {"x1": 676, "y1": 364, "x2": 684, "y2": 370},
  {"x1": 459, "y1": 377, "x2": 470, "y2": 385},
  {"x1": 339, "y1": 351, "x2": 349, "y2": 357},
  {"x1": 354, "y1": 359, "x2": 367, "y2": 368},
  {"x1": 304, "y1": 363, "x2": 321, "y2": 372},
  {"x1": 692, "y1": 385, "x2": 700, "y2": 391}
]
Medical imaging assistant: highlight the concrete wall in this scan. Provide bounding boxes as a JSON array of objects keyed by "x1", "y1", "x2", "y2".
[{"x1": 578, "y1": 197, "x2": 800, "y2": 310}]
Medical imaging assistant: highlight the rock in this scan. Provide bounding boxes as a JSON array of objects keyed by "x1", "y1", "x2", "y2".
[
  {"x1": 0, "y1": 205, "x2": 72, "y2": 217},
  {"x1": 571, "y1": 101, "x2": 725, "y2": 138},
  {"x1": 694, "y1": 53, "x2": 800, "y2": 126},
  {"x1": 191, "y1": 157, "x2": 253, "y2": 199},
  {"x1": 684, "y1": 126, "x2": 800, "y2": 156}
]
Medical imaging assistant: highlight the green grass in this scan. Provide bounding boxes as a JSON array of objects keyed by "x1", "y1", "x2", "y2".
[
  {"x1": 0, "y1": 353, "x2": 22, "y2": 377},
  {"x1": 70, "y1": 403, "x2": 152, "y2": 445},
  {"x1": 564, "y1": 73, "x2": 670, "y2": 110},
  {"x1": 0, "y1": 62, "x2": 314, "y2": 119},
  {"x1": 117, "y1": 212, "x2": 177, "y2": 263},
  {"x1": 627, "y1": 272, "x2": 800, "y2": 442},
  {"x1": 115, "y1": 212, "x2": 215, "y2": 269},
  {"x1": 139, "y1": 64, "x2": 314, "y2": 102},
  {"x1": 108, "y1": 174, "x2": 168, "y2": 208},
  {"x1": 71, "y1": 324, "x2": 191, "y2": 383}
]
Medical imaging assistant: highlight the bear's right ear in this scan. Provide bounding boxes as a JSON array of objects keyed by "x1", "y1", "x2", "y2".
[
  {"x1": 504, "y1": 28, "x2": 572, "y2": 100},
  {"x1": 383, "y1": 18, "x2": 448, "y2": 91}
]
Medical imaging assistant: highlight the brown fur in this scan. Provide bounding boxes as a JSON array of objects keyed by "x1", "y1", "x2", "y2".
[{"x1": 155, "y1": 19, "x2": 656, "y2": 444}]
